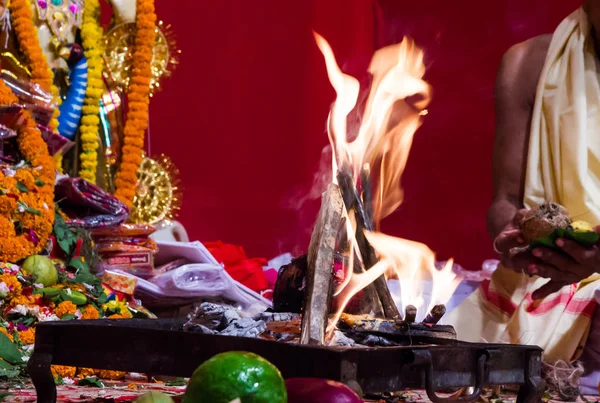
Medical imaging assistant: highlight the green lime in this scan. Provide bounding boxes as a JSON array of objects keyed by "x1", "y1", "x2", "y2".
[
  {"x1": 183, "y1": 351, "x2": 287, "y2": 403},
  {"x1": 21, "y1": 255, "x2": 58, "y2": 287}
]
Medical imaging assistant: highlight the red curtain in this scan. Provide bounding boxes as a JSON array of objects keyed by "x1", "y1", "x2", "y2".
[{"x1": 147, "y1": 0, "x2": 580, "y2": 270}]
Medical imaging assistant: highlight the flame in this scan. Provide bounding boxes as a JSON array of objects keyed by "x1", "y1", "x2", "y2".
[
  {"x1": 314, "y1": 33, "x2": 461, "y2": 331},
  {"x1": 364, "y1": 231, "x2": 462, "y2": 321}
]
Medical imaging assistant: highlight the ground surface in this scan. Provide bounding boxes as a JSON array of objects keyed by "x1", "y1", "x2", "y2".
[{"x1": 2, "y1": 384, "x2": 599, "y2": 403}]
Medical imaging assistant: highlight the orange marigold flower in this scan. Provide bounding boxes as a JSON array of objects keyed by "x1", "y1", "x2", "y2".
[
  {"x1": 51, "y1": 365, "x2": 76, "y2": 379},
  {"x1": 0, "y1": 0, "x2": 57, "y2": 263},
  {"x1": 18, "y1": 327, "x2": 35, "y2": 345},
  {"x1": 113, "y1": 0, "x2": 156, "y2": 206},
  {"x1": 0, "y1": 327, "x2": 13, "y2": 342},
  {"x1": 55, "y1": 301, "x2": 77, "y2": 318},
  {"x1": 81, "y1": 305, "x2": 100, "y2": 320},
  {"x1": 77, "y1": 367, "x2": 99, "y2": 378},
  {"x1": 0, "y1": 274, "x2": 22, "y2": 298},
  {"x1": 99, "y1": 370, "x2": 126, "y2": 380},
  {"x1": 10, "y1": 294, "x2": 34, "y2": 307}
]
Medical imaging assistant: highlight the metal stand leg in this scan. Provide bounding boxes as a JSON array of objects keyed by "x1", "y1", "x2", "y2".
[
  {"x1": 517, "y1": 351, "x2": 546, "y2": 403},
  {"x1": 27, "y1": 351, "x2": 56, "y2": 403}
]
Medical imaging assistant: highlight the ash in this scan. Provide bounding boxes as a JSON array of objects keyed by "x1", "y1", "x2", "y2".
[
  {"x1": 184, "y1": 302, "x2": 266, "y2": 338},
  {"x1": 184, "y1": 303, "x2": 302, "y2": 339},
  {"x1": 183, "y1": 302, "x2": 453, "y2": 347}
]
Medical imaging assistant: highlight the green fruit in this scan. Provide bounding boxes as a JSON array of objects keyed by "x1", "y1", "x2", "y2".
[
  {"x1": 61, "y1": 290, "x2": 87, "y2": 306},
  {"x1": 34, "y1": 287, "x2": 62, "y2": 298},
  {"x1": 135, "y1": 391, "x2": 174, "y2": 403},
  {"x1": 183, "y1": 351, "x2": 287, "y2": 403},
  {"x1": 21, "y1": 255, "x2": 58, "y2": 287}
]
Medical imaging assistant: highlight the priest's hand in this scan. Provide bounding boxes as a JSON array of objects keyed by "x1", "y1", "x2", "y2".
[
  {"x1": 529, "y1": 230, "x2": 600, "y2": 299},
  {"x1": 493, "y1": 209, "x2": 533, "y2": 271}
]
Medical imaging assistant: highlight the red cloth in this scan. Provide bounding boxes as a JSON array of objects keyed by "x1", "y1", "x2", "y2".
[{"x1": 204, "y1": 241, "x2": 269, "y2": 293}]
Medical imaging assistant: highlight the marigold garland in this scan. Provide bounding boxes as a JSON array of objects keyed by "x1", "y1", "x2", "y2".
[
  {"x1": 0, "y1": 2, "x2": 57, "y2": 262},
  {"x1": 0, "y1": 81, "x2": 55, "y2": 262},
  {"x1": 51, "y1": 365, "x2": 77, "y2": 379},
  {"x1": 8, "y1": 0, "x2": 60, "y2": 131},
  {"x1": 114, "y1": 0, "x2": 156, "y2": 206},
  {"x1": 78, "y1": 0, "x2": 104, "y2": 183}
]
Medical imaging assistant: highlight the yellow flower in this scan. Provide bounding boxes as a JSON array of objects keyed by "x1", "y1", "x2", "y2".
[
  {"x1": 51, "y1": 365, "x2": 76, "y2": 379},
  {"x1": 81, "y1": 305, "x2": 100, "y2": 320},
  {"x1": 0, "y1": 327, "x2": 13, "y2": 342},
  {"x1": 17, "y1": 328, "x2": 35, "y2": 345},
  {"x1": 78, "y1": 0, "x2": 103, "y2": 182},
  {"x1": 103, "y1": 299, "x2": 131, "y2": 314},
  {"x1": 55, "y1": 301, "x2": 77, "y2": 318}
]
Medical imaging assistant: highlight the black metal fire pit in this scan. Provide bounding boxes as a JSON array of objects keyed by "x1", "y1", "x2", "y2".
[{"x1": 28, "y1": 319, "x2": 545, "y2": 403}]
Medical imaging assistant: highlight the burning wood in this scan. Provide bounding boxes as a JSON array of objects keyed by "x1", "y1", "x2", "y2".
[
  {"x1": 338, "y1": 313, "x2": 456, "y2": 343},
  {"x1": 337, "y1": 169, "x2": 400, "y2": 320},
  {"x1": 300, "y1": 183, "x2": 344, "y2": 345},
  {"x1": 404, "y1": 305, "x2": 417, "y2": 323},
  {"x1": 422, "y1": 304, "x2": 447, "y2": 325},
  {"x1": 294, "y1": 33, "x2": 463, "y2": 346}
]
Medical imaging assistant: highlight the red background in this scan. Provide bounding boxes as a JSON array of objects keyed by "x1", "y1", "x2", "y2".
[{"x1": 147, "y1": 0, "x2": 581, "y2": 270}]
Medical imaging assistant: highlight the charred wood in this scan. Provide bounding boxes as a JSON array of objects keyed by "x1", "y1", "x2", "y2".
[
  {"x1": 273, "y1": 255, "x2": 307, "y2": 313},
  {"x1": 300, "y1": 184, "x2": 345, "y2": 345},
  {"x1": 422, "y1": 304, "x2": 447, "y2": 325}
]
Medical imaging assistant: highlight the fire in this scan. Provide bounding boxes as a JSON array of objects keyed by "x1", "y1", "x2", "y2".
[{"x1": 314, "y1": 32, "x2": 462, "y2": 330}]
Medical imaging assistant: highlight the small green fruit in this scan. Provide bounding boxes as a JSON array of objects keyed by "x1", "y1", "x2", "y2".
[
  {"x1": 21, "y1": 255, "x2": 58, "y2": 287},
  {"x1": 61, "y1": 290, "x2": 87, "y2": 306}
]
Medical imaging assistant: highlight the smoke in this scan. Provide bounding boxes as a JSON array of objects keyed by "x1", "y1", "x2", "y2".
[{"x1": 282, "y1": 144, "x2": 333, "y2": 213}]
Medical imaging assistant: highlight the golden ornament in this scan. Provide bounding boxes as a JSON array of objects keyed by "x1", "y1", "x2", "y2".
[
  {"x1": 102, "y1": 20, "x2": 179, "y2": 96},
  {"x1": 130, "y1": 154, "x2": 181, "y2": 224}
]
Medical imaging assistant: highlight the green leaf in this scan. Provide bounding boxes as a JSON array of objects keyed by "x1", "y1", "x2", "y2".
[
  {"x1": 0, "y1": 332, "x2": 23, "y2": 364},
  {"x1": 17, "y1": 201, "x2": 41, "y2": 216},
  {"x1": 68, "y1": 257, "x2": 87, "y2": 272},
  {"x1": 0, "y1": 392, "x2": 13, "y2": 401},
  {"x1": 53, "y1": 212, "x2": 77, "y2": 256},
  {"x1": 61, "y1": 314, "x2": 78, "y2": 321},
  {"x1": 530, "y1": 226, "x2": 600, "y2": 251},
  {"x1": 0, "y1": 360, "x2": 13, "y2": 370},
  {"x1": 0, "y1": 367, "x2": 21, "y2": 379},
  {"x1": 15, "y1": 181, "x2": 28, "y2": 193},
  {"x1": 565, "y1": 227, "x2": 600, "y2": 246},
  {"x1": 34, "y1": 179, "x2": 45, "y2": 187},
  {"x1": 78, "y1": 377, "x2": 104, "y2": 388},
  {"x1": 54, "y1": 375, "x2": 64, "y2": 385},
  {"x1": 69, "y1": 257, "x2": 100, "y2": 286},
  {"x1": 165, "y1": 377, "x2": 187, "y2": 386}
]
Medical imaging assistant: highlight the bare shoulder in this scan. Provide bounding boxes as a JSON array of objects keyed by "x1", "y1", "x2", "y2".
[{"x1": 496, "y1": 34, "x2": 552, "y2": 106}]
